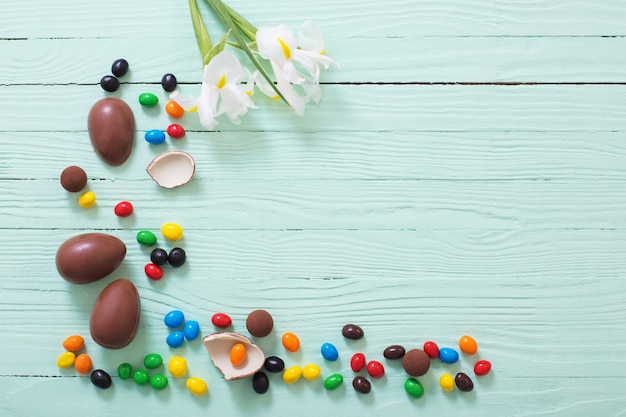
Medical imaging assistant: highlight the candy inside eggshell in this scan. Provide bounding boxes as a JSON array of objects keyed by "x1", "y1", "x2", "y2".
[
  {"x1": 146, "y1": 150, "x2": 195, "y2": 188},
  {"x1": 202, "y1": 332, "x2": 265, "y2": 380}
]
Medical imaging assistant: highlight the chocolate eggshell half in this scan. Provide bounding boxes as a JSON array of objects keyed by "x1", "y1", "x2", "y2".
[
  {"x1": 90, "y1": 278, "x2": 141, "y2": 349},
  {"x1": 56, "y1": 233, "x2": 126, "y2": 284},
  {"x1": 88, "y1": 97, "x2": 135, "y2": 166}
]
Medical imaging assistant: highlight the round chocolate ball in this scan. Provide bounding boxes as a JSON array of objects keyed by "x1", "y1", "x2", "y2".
[
  {"x1": 60, "y1": 166, "x2": 88, "y2": 192},
  {"x1": 246, "y1": 309, "x2": 273, "y2": 338},
  {"x1": 402, "y1": 349, "x2": 431, "y2": 377}
]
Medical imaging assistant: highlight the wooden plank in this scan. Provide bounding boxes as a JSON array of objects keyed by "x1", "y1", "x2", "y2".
[
  {"x1": 3, "y1": 36, "x2": 626, "y2": 84},
  {"x1": 3, "y1": 0, "x2": 626, "y2": 38},
  {"x1": 2, "y1": 84, "x2": 626, "y2": 132},
  {"x1": 3, "y1": 131, "x2": 626, "y2": 181}
]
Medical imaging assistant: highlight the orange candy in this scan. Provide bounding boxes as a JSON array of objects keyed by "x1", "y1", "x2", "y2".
[
  {"x1": 165, "y1": 100, "x2": 185, "y2": 118},
  {"x1": 459, "y1": 335, "x2": 478, "y2": 355},
  {"x1": 229, "y1": 343, "x2": 247, "y2": 366},
  {"x1": 74, "y1": 353, "x2": 92, "y2": 374},
  {"x1": 282, "y1": 332, "x2": 300, "y2": 352},
  {"x1": 62, "y1": 335, "x2": 85, "y2": 352}
]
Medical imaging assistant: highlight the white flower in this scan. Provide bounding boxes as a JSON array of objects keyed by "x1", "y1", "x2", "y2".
[{"x1": 170, "y1": 50, "x2": 256, "y2": 129}]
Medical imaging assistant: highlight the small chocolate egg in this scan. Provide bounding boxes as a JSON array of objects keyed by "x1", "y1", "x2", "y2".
[
  {"x1": 402, "y1": 349, "x2": 430, "y2": 377},
  {"x1": 246, "y1": 309, "x2": 273, "y2": 337},
  {"x1": 56, "y1": 233, "x2": 126, "y2": 284},
  {"x1": 88, "y1": 97, "x2": 135, "y2": 166},
  {"x1": 60, "y1": 166, "x2": 88, "y2": 192},
  {"x1": 90, "y1": 279, "x2": 141, "y2": 349}
]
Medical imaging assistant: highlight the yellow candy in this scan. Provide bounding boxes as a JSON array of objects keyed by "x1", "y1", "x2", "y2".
[
  {"x1": 161, "y1": 223, "x2": 183, "y2": 241},
  {"x1": 186, "y1": 377, "x2": 208, "y2": 396},
  {"x1": 282, "y1": 365, "x2": 303, "y2": 384},
  {"x1": 78, "y1": 191, "x2": 96, "y2": 208},
  {"x1": 168, "y1": 356, "x2": 187, "y2": 378},
  {"x1": 302, "y1": 364, "x2": 321, "y2": 381},
  {"x1": 57, "y1": 351, "x2": 76, "y2": 368},
  {"x1": 440, "y1": 373, "x2": 455, "y2": 392}
]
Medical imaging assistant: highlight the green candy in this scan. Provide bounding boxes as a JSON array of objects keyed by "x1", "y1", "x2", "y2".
[
  {"x1": 132, "y1": 369, "x2": 150, "y2": 386},
  {"x1": 117, "y1": 362, "x2": 133, "y2": 380},
  {"x1": 150, "y1": 374, "x2": 169, "y2": 390},
  {"x1": 138, "y1": 93, "x2": 159, "y2": 107},
  {"x1": 404, "y1": 378, "x2": 425, "y2": 398},
  {"x1": 144, "y1": 353, "x2": 163, "y2": 370},
  {"x1": 136, "y1": 230, "x2": 157, "y2": 246},
  {"x1": 323, "y1": 373, "x2": 343, "y2": 390}
]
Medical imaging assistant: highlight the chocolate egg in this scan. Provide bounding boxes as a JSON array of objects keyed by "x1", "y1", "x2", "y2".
[
  {"x1": 88, "y1": 97, "x2": 135, "y2": 166},
  {"x1": 56, "y1": 233, "x2": 126, "y2": 284},
  {"x1": 90, "y1": 278, "x2": 141, "y2": 349}
]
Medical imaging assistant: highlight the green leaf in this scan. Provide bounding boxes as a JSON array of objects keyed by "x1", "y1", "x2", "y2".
[
  {"x1": 188, "y1": 0, "x2": 213, "y2": 66},
  {"x1": 203, "y1": 30, "x2": 230, "y2": 65},
  {"x1": 223, "y1": 3, "x2": 257, "y2": 41},
  {"x1": 205, "y1": 0, "x2": 292, "y2": 109}
]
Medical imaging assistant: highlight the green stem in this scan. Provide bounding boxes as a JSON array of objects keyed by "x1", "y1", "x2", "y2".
[
  {"x1": 223, "y1": 3, "x2": 257, "y2": 41},
  {"x1": 188, "y1": 0, "x2": 213, "y2": 66}
]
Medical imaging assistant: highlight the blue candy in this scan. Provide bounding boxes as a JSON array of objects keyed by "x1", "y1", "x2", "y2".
[
  {"x1": 145, "y1": 129, "x2": 166, "y2": 144},
  {"x1": 320, "y1": 342, "x2": 339, "y2": 361},
  {"x1": 164, "y1": 310, "x2": 185, "y2": 328},
  {"x1": 166, "y1": 331, "x2": 185, "y2": 348},
  {"x1": 438, "y1": 347, "x2": 459, "y2": 364},
  {"x1": 184, "y1": 320, "x2": 200, "y2": 341}
]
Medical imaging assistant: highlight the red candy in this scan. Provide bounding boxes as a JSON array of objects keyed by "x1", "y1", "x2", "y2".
[
  {"x1": 423, "y1": 341, "x2": 439, "y2": 359},
  {"x1": 114, "y1": 201, "x2": 134, "y2": 217},
  {"x1": 166, "y1": 124, "x2": 186, "y2": 139},
  {"x1": 474, "y1": 360, "x2": 492, "y2": 376},
  {"x1": 350, "y1": 353, "x2": 366, "y2": 372},
  {"x1": 366, "y1": 360, "x2": 385, "y2": 378},
  {"x1": 211, "y1": 313, "x2": 232, "y2": 328},
  {"x1": 144, "y1": 263, "x2": 163, "y2": 280}
]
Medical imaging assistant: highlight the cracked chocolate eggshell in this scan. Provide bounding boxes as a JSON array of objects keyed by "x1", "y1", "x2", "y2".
[
  {"x1": 56, "y1": 233, "x2": 126, "y2": 284},
  {"x1": 203, "y1": 332, "x2": 265, "y2": 380},
  {"x1": 88, "y1": 97, "x2": 135, "y2": 166},
  {"x1": 90, "y1": 278, "x2": 141, "y2": 349},
  {"x1": 146, "y1": 150, "x2": 195, "y2": 188}
]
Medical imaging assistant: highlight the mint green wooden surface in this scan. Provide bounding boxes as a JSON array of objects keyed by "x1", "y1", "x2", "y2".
[{"x1": 2, "y1": 0, "x2": 626, "y2": 415}]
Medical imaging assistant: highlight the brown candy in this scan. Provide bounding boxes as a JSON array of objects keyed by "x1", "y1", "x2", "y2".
[
  {"x1": 455, "y1": 372, "x2": 474, "y2": 392},
  {"x1": 352, "y1": 376, "x2": 371, "y2": 394},
  {"x1": 56, "y1": 233, "x2": 126, "y2": 284},
  {"x1": 341, "y1": 323, "x2": 364, "y2": 340},
  {"x1": 90, "y1": 279, "x2": 141, "y2": 349},
  {"x1": 88, "y1": 97, "x2": 135, "y2": 166},
  {"x1": 383, "y1": 345, "x2": 406, "y2": 360},
  {"x1": 60, "y1": 166, "x2": 87, "y2": 192},
  {"x1": 246, "y1": 310, "x2": 273, "y2": 337},
  {"x1": 402, "y1": 349, "x2": 430, "y2": 377}
]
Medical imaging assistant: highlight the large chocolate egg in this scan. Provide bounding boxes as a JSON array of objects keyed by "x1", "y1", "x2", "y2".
[
  {"x1": 56, "y1": 233, "x2": 126, "y2": 284},
  {"x1": 90, "y1": 278, "x2": 141, "y2": 349},
  {"x1": 88, "y1": 97, "x2": 135, "y2": 166}
]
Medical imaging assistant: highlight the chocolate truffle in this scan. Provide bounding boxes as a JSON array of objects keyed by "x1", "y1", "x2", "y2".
[
  {"x1": 246, "y1": 309, "x2": 273, "y2": 338},
  {"x1": 402, "y1": 349, "x2": 431, "y2": 377},
  {"x1": 60, "y1": 165, "x2": 88, "y2": 192}
]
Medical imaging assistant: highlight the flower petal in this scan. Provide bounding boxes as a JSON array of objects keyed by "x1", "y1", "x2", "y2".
[
  {"x1": 298, "y1": 20, "x2": 325, "y2": 53},
  {"x1": 197, "y1": 84, "x2": 219, "y2": 130},
  {"x1": 203, "y1": 50, "x2": 244, "y2": 87},
  {"x1": 256, "y1": 24, "x2": 298, "y2": 65},
  {"x1": 169, "y1": 89, "x2": 199, "y2": 111}
]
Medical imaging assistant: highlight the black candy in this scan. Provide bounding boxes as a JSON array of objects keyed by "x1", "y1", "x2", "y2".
[
  {"x1": 455, "y1": 372, "x2": 474, "y2": 392},
  {"x1": 90, "y1": 369, "x2": 112, "y2": 389},
  {"x1": 168, "y1": 247, "x2": 186, "y2": 268},
  {"x1": 161, "y1": 73, "x2": 177, "y2": 92},
  {"x1": 352, "y1": 376, "x2": 371, "y2": 394},
  {"x1": 342, "y1": 323, "x2": 364, "y2": 340},
  {"x1": 383, "y1": 344, "x2": 406, "y2": 360},
  {"x1": 150, "y1": 248, "x2": 169, "y2": 266},
  {"x1": 100, "y1": 75, "x2": 120, "y2": 92},
  {"x1": 264, "y1": 356, "x2": 285, "y2": 373},
  {"x1": 252, "y1": 371, "x2": 269, "y2": 394},
  {"x1": 111, "y1": 59, "x2": 129, "y2": 77}
]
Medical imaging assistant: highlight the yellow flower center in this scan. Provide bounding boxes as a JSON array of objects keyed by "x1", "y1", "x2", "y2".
[
  {"x1": 277, "y1": 37, "x2": 291, "y2": 59},
  {"x1": 217, "y1": 74, "x2": 227, "y2": 89}
]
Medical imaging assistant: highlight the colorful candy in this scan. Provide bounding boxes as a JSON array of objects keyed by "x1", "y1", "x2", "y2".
[
  {"x1": 367, "y1": 360, "x2": 385, "y2": 378},
  {"x1": 184, "y1": 320, "x2": 200, "y2": 340},
  {"x1": 352, "y1": 376, "x2": 371, "y2": 394},
  {"x1": 74, "y1": 353, "x2": 92, "y2": 374},
  {"x1": 282, "y1": 332, "x2": 300, "y2": 352},
  {"x1": 136, "y1": 230, "x2": 157, "y2": 246},
  {"x1": 164, "y1": 310, "x2": 185, "y2": 328},
  {"x1": 252, "y1": 371, "x2": 270, "y2": 394},
  {"x1": 161, "y1": 73, "x2": 177, "y2": 92},
  {"x1": 341, "y1": 323, "x2": 364, "y2": 340},
  {"x1": 455, "y1": 372, "x2": 474, "y2": 392},
  {"x1": 165, "y1": 100, "x2": 184, "y2": 118},
  {"x1": 459, "y1": 335, "x2": 478, "y2": 355},
  {"x1": 320, "y1": 342, "x2": 339, "y2": 361},
  {"x1": 118, "y1": 363, "x2": 133, "y2": 380},
  {"x1": 100, "y1": 75, "x2": 119, "y2": 92},
  {"x1": 150, "y1": 374, "x2": 169, "y2": 390},
  {"x1": 78, "y1": 191, "x2": 96, "y2": 208},
  {"x1": 167, "y1": 247, "x2": 186, "y2": 267},
  {"x1": 114, "y1": 201, "x2": 134, "y2": 217},
  {"x1": 111, "y1": 59, "x2": 129, "y2": 77},
  {"x1": 423, "y1": 341, "x2": 439, "y2": 359},
  {"x1": 264, "y1": 356, "x2": 285, "y2": 373},
  {"x1": 166, "y1": 123, "x2": 186, "y2": 139},
  {"x1": 350, "y1": 353, "x2": 366, "y2": 372},
  {"x1": 186, "y1": 377, "x2": 208, "y2": 396},
  {"x1": 150, "y1": 248, "x2": 169, "y2": 265},
  {"x1": 303, "y1": 364, "x2": 321, "y2": 381},
  {"x1": 404, "y1": 378, "x2": 424, "y2": 398},
  {"x1": 229, "y1": 343, "x2": 247, "y2": 366},
  {"x1": 323, "y1": 374, "x2": 343, "y2": 390},
  {"x1": 438, "y1": 347, "x2": 459, "y2": 364},
  {"x1": 166, "y1": 331, "x2": 185, "y2": 348},
  {"x1": 162, "y1": 223, "x2": 183, "y2": 241},
  {"x1": 282, "y1": 366, "x2": 303, "y2": 384},
  {"x1": 474, "y1": 359, "x2": 492, "y2": 376},
  {"x1": 62, "y1": 335, "x2": 84, "y2": 352},
  {"x1": 139, "y1": 93, "x2": 159, "y2": 107},
  {"x1": 56, "y1": 351, "x2": 76, "y2": 368},
  {"x1": 145, "y1": 129, "x2": 166, "y2": 144},
  {"x1": 144, "y1": 263, "x2": 163, "y2": 280},
  {"x1": 144, "y1": 353, "x2": 163, "y2": 369},
  {"x1": 90, "y1": 369, "x2": 112, "y2": 389},
  {"x1": 383, "y1": 345, "x2": 405, "y2": 360},
  {"x1": 439, "y1": 373, "x2": 455, "y2": 392},
  {"x1": 168, "y1": 356, "x2": 187, "y2": 378},
  {"x1": 212, "y1": 313, "x2": 232, "y2": 328},
  {"x1": 133, "y1": 369, "x2": 150, "y2": 386}
]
